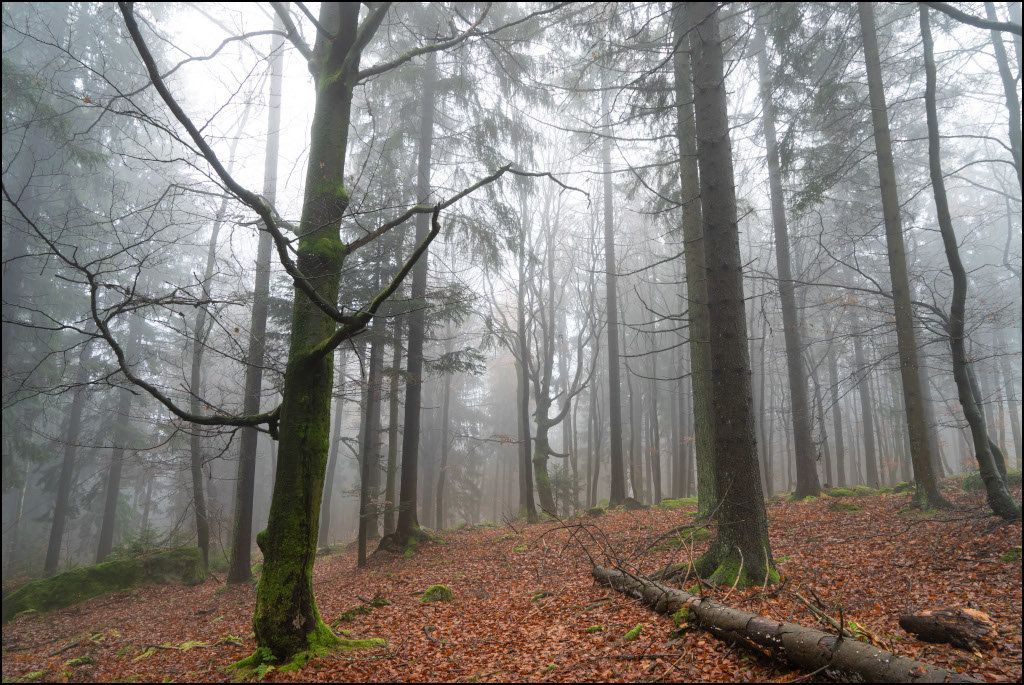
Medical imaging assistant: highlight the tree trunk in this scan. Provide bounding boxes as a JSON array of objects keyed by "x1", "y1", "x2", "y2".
[
  {"x1": 690, "y1": 1, "x2": 776, "y2": 586},
  {"x1": 516, "y1": 195, "x2": 538, "y2": 522},
  {"x1": 359, "y1": 324, "x2": 384, "y2": 566},
  {"x1": 593, "y1": 565, "x2": 978, "y2": 684},
  {"x1": 383, "y1": 322, "x2": 403, "y2": 535},
  {"x1": 96, "y1": 317, "x2": 143, "y2": 563},
  {"x1": 248, "y1": 2, "x2": 364, "y2": 660},
  {"x1": 601, "y1": 72, "x2": 627, "y2": 508},
  {"x1": 919, "y1": 4, "x2": 1019, "y2": 520},
  {"x1": 859, "y1": 1, "x2": 947, "y2": 509},
  {"x1": 828, "y1": 342, "x2": 847, "y2": 487},
  {"x1": 998, "y1": 334, "x2": 1021, "y2": 468},
  {"x1": 984, "y1": 1, "x2": 1023, "y2": 191},
  {"x1": 45, "y1": 343, "x2": 92, "y2": 576},
  {"x1": 227, "y1": 16, "x2": 284, "y2": 585},
  {"x1": 434, "y1": 369, "x2": 452, "y2": 531},
  {"x1": 318, "y1": 353, "x2": 345, "y2": 549},
  {"x1": 672, "y1": 2, "x2": 715, "y2": 518},
  {"x1": 392, "y1": 52, "x2": 437, "y2": 544},
  {"x1": 755, "y1": 17, "x2": 820, "y2": 498},
  {"x1": 899, "y1": 608, "x2": 997, "y2": 651}
]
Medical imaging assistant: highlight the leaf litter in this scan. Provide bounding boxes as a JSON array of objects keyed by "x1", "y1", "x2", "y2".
[{"x1": 2, "y1": 484, "x2": 1019, "y2": 682}]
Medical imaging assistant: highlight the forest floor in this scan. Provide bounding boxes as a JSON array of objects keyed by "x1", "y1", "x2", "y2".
[{"x1": 2, "y1": 482, "x2": 1021, "y2": 683}]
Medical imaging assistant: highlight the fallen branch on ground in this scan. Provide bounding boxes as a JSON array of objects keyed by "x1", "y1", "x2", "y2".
[{"x1": 592, "y1": 564, "x2": 978, "y2": 683}]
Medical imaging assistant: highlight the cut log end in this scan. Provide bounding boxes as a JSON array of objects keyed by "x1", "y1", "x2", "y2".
[{"x1": 899, "y1": 608, "x2": 997, "y2": 650}]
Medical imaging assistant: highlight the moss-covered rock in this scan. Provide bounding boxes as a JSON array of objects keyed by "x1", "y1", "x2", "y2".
[
  {"x1": 2, "y1": 547, "x2": 204, "y2": 623},
  {"x1": 853, "y1": 485, "x2": 875, "y2": 496},
  {"x1": 420, "y1": 585, "x2": 454, "y2": 603},
  {"x1": 585, "y1": 506, "x2": 606, "y2": 517},
  {"x1": 999, "y1": 546, "x2": 1021, "y2": 562},
  {"x1": 828, "y1": 501, "x2": 864, "y2": 513},
  {"x1": 893, "y1": 481, "x2": 914, "y2": 493},
  {"x1": 658, "y1": 497, "x2": 698, "y2": 509},
  {"x1": 622, "y1": 497, "x2": 648, "y2": 511},
  {"x1": 826, "y1": 488, "x2": 857, "y2": 497},
  {"x1": 334, "y1": 605, "x2": 373, "y2": 623}
]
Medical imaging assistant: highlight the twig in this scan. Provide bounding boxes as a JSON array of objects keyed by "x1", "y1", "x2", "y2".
[
  {"x1": 48, "y1": 641, "x2": 80, "y2": 657},
  {"x1": 794, "y1": 593, "x2": 853, "y2": 639}
]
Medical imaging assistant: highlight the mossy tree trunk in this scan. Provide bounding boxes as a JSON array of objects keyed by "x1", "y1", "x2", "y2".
[
  {"x1": 919, "y1": 6, "x2": 1019, "y2": 521},
  {"x1": 671, "y1": 2, "x2": 715, "y2": 519},
  {"x1": 690, "y1": 1, "x2": 777, "y2": 587},
  {"x1": 250, "y1": 3, "x2": 361, "y2": 660},
  {"x1": 858, "y1": 1, "x2": 948, "y2": 510}
]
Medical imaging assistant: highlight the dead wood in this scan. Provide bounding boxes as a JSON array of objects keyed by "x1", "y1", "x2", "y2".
[
  {"x1": 593, "y1": 564, "x2": 978, "y2": 683},
  {"x1": 899, "y1": 608, "x2": 997, "y2": 651}
]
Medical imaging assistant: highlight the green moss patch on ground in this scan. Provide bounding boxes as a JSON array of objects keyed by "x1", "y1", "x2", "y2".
[{"x1": 2, "y1": 548, "x2": 204, "y2": 624}]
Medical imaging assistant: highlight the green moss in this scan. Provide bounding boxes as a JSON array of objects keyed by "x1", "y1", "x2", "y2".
[
  {"x1": 658, "y1": 497, "x2": 698, "y2": 509},
  {"x1": 828, "y1": 501, "x2": 864, "y2": 513},
  {"x1": 478, "y1": 522, "x2": 497, "y2": 528},
  {"x1": 705, "y1": 556, "x2": 780, "y2": 588},
  {"x1": 420, "y1": 585, "x2": 454, "y2": 603},
  {"x1": 853, "y1": 485, "x2": 875, "y2": 496},
  {"x1": 999, "y1": 546, "x2": 1021, "y2": 562},
  {"x1": 231, "y1": 624, "x2": 384, "y2": 678},
  {"x1": 826, "y1": 488, "x2": 856, "y2": 497},
  {"x1": 64, "y1": 656, "x2": 96, "y2": 667},
  {"x1": 333, "y1": 605, "x2": 373, "y2": 623},
  {"x1": 622, "y1": 624, "x2": 643, "y2": 642},
  {"x1": 671, "y1": 608, "x2": 691, "y2": 627},
  {"x1": 893, "y1": 481, "x2": 914, "y2": 493},
  {"x1": 402, "y1": 547, "x2": 416, "y2": 559},
  {"x1": 494, "y1": 533, "x2": 522, "y2": 541},
  {"x1": 963, "y1": 470, "x2": 1022, "y2": 492},
  {"x1": 585, "y1": 625, "x2": 604, "y2": 634},
  {"x1": 2, "y1": 548, "x2": 204, "y2": 624}
]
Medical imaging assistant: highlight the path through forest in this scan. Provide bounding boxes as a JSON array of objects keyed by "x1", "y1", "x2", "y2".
[{"x1": 2, "y1": 484, "x2": 1020, "y2": 683}]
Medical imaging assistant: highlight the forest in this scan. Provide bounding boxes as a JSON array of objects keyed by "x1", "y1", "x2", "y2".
[{"x1": 1, "y1": 1, "x2": 1021, "y2": 682}]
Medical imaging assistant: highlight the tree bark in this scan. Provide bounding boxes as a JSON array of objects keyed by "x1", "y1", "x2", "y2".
[
  {"x1": 359, "y1": 322, "x2": 384, "y2": 566},
  {"x1": 601, "y1": 70, "x2": 627, "y2": 508},
  {"x1": 828, "y1": 341, "x2": 847, "y2": 487},
  {"x1": 755, "y1": 16, "x2": 821, "y2": 499},
  {"x1": 383, "y1": 322, "x2": 403, "y2": 535},
  {"x1": 859, "y1": 1, "x2": 947, "y2": 508},
  {"x1": 899, "y1": 608, "x2": 996, "y2": 651},
  {"x1": 227, "y1": 14, "x2": 284, "y2": 585},
  {"x1": 984, "y1": 1, "x2": 1023, "y2": 191},
  {"x1": 672, "y1": 2, "x2": 715, "y2": 518},
  {"x1": 44, "y1": 343, "x2": 92, "y2": 576},
  {"x1": 97, "y1": 315, "x2": 143, "y2": 563},
  {"x1": 593, "y1": 565, "x2": 978, "y2": 684},
  {"x1": 690, "y1": 1, "x2": 776, "y2": 586},
  {"x1": 393, "y1": 52, "x2": 437, "y2": 544},
  {"x1": 318, "y1": 352, "x2": 345, "y2": 549},
  {"x1": 919, "y1": 5, "x2": 1019, "y2": 520}
]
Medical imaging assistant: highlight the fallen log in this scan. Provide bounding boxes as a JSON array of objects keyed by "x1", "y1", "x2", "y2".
[
  {"x1": 593, "y1": 565, "x2": 977, "y2": 683},
  {"x1": 899, "y1": 608, "x2": 996, "y2": 651}
]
